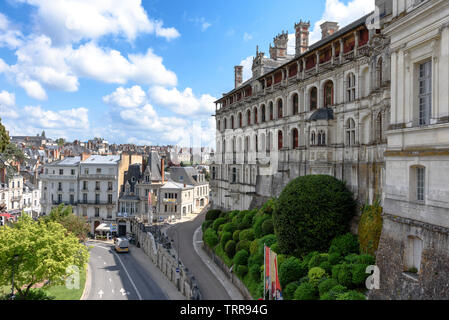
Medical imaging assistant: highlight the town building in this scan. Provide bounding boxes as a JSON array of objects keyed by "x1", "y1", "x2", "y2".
[
  {"x1": 211, "y1": 7, "x2": 390, "y2": 218},
  {"x1": 372, "y1": 0, "x2": 449, "y2": 300},
  {"x1": 156, "y1": 181, "x2": 194, "y2": 220}
]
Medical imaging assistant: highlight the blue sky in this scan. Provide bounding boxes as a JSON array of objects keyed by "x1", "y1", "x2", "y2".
[{"x1": 0, "y1": 0, "x2": 373, "y2": 147}]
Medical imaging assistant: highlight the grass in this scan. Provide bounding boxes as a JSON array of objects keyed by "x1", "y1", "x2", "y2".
[
  {"x1": 242, "y1": 273, "x2": 262, "y2": 300},
  {"x1": 43, "y1": 266, "x2": 87, "y2": 300}
]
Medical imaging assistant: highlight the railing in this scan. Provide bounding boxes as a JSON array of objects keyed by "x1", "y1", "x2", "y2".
[
  {"x1": 163, "y1": 198, "x2": 178, "y2": 204},
  {"x1": 79, "y1": 174, "x2": 117, "y2": 180},
  {"x1": 52, "y1": 201, "x2": 78, "y2": 206},
  {"x1": 78, "y1": 200, "x2": 115, "y2": 205}
]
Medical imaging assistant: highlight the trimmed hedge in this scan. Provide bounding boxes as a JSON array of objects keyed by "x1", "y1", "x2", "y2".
[
  {"x1": 329, "y1": 233, "x2": 360, "y2": 257},
  {"x1": 294, "y1": 282, "x2": 317, "y2": 300},
  {"x1": 273, "y1": 175, "x2": 356, "y2": 257},
  {"x1": 206, "y1": 209, "x2": 221, "y2": 221},
  {"x1": 212, "y1": 217, "x2": 228, "y2": 231},
  {"x1": 261, "y1": 219, "x2": 274, "y2": 236},
  {"x1": 220, "y1": 232, "x2": 233, "y2": 250},
  {"x1": 236, "y1": 240, "x2": 251, "y2": 253},
  {"x1": 279, "y1": 256, "x2": 306, "y2": 288},
  {"x1": 235, "y1": 265, "x2": 248, "y2": 278},
  {"x1": 239, "y1": 229, "x2": 255, "y2": 241},
  {"x1": 284, "y1": 282, "x2": 300, "y2": 300},
  {"x1": 234, "y1": 250, "x2": 249, "y2": 266},
  {"x1": 320, "y1": 285, "x2": 347, "y2": 300},
  {"x1": 225, "y1": 240, "x2": 236, "y2": 258},
  {"x1": 308, "y1": 267, "x2": 327, "y2": 287},
  {"x1": 318, "y1": 278, "x2": 339, "y2": 296},
  {"x1": 222, "y1": 222, "x2": 237, "y2": 234},
  {"x1": 232, "y1": 230, "x2": 241, "y2": 242},
  {"x1": 253, "y1": 215, "x2": 271, "y2": 238},
  {"x1": 202, "y1": 220, "x2": 213, "y2": 232},
  {"x1": 336, "y1": 290, "x2": 366, "y2": 300},
  {"x1": 204, "y1": 228, "x2": 219, "y2": 248}
]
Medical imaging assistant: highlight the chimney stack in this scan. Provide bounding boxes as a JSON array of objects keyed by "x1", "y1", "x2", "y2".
[
  {"x1": 269, "y1": 31, "x2": 289, "y2": 60},
  {"x1": 320, "y1": 21, "x2": 339, "y2": 39},
  {"x1": 234, "y1": 66, "x2": 243, "y2": 88},
  {"x1": 295, "y1": 20, "x2": 310, "y2": 56}
]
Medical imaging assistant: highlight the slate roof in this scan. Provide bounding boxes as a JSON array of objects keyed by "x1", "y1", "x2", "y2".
[{"x1": 308, "y1": 108, "x2": 334, "y2": 121}]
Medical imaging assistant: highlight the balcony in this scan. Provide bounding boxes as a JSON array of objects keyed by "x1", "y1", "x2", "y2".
[
  {"x1": 52, "y1": 201, "x2": 78, "y2": 206},
  {"x1": 163, "y1": 198, "x2": 178, "y2": 204},
  {"x1": 79, "y1": 174, "x2": 117, "y2": 180},
  {"x1": 78, "y1": 200, "x2": 115, "y2": 206}
]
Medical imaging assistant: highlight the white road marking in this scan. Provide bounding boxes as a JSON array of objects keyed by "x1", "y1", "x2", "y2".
[
  {"x1": 109, "y1": 278, "x2": 112, "y2": 283},
  {"x1": 120, "y1": 288, "x2": 127, "y2": 296},
  {"x1": 113, "y1": 252, "x2": 143, "y2": 300},
  {"x1": 98, "y1": 290, "x2": 104, "y2": 299}
]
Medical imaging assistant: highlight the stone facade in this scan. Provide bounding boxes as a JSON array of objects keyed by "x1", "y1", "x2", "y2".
[{"x1": 211, "y1": 9, "x2": 390, "y2": 215}]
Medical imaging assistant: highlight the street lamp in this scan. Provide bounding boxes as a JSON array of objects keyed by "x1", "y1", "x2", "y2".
[{"x1": 10, "y1": 254, "x2": 19, "y2": 300}]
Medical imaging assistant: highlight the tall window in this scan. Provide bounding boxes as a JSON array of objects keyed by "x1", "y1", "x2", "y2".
[
  {"x1": 232, "y1": 168, "x2": 237, "y2": 183},
  {"x1": 261, "y1": 105, "x2": 266, "y2": 122},
  {"x1": 278, "y1": 131, "x2": 283, "y2": 150},
  {"x1": 247, "y1": 110, "x2": 251, "y2": 126},
  {"x1": 254, "y1": 108, "x2": 258, "y2": 124},
  {"x1": 231, "y1": 116, "x2": 234, "y2": 129},
  {"x1": 224, "y1": 118, "x2": 227, "y2": 130},
  {"x1": 277, "y1": 99, "x2": 283, "y2": 118},
  {"x1": 318, "y1": 130, "x2": 326, "y2": 146},
  {"x1": 346, "y1": 118, "x2": 356, "y2": 146},
  {"x1": 217, "y1": 120, "x2": 221, "y2": 131},
  {"x1": 418, "y1": 60, "x2": 432, "y2": 126},
  {"x1": 311, "y1": 131, "x2": 316, "y2": 146},
  {"x1": 269, "y1": 102, "x2": 274, "y2": 120},
  {"x1": 310, "y1": 87, "x2": 317, "y2": 111},
  {"x1": 377, "y1": 58, "x2": 383, "y2": 88},
  {"x1": 292, "y1": 128, "x2": 299, "y2": 149},
  {"x1": 376, "y1": 112, "x2": 383, "y2": 142},
  {"x1": 239, "y1": 113, "x2": 242, "y2": 128},
  {"x1": 324, "y1": 81, "x2": 334, "y2": 107},
  {"x1": 347, "y1": 73, "x2": 356, "y2": 102},
  {"x1": 292, "y1": 93, "x2": 299, "y2": 115},
  {"x1": 413, "y1": 166, "x2": 426, "y2": 202}
]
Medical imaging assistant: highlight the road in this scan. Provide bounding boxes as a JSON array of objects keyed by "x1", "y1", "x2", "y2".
[
  {"x1": 166, "y1": 211, "x2": 232, "y2": 300},
  {"x1": 85, "y1": 241, "x2": 169, "y2": 300}
]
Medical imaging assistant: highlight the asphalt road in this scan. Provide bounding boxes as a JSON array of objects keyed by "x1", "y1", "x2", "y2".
[
  {"x1": 166, "y1": 211, "x2": 231, "y2": 300},
  {"x1": 85, "y1": 241, "x2": 169, "y2": 300}
]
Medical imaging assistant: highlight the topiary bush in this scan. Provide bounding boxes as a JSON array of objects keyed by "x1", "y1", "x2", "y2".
[
  {"x1": 336, "y1": 290, "x2": 366, "y2": 300},
  {"x1": 320, "y1": 285, "x2": 347, "y2": 300},
  {"x1": 358, "y1": 201, "x2": 383, "y2": 256},
  {"x1": 225, "y1": 240, "x2": 236, "y2": 258},
  {"x1": 260, "y1": 198, "x2": 276, "y2": 215},
  {"x1": 239, "y1": 211, "x2": 256, "y2": 230},
  {"x1": 202, "y1": 220, "x2": 213, "y2": 232},
  {"x1": 239, "y1": 229, "x2": 255, "y2": 242},
  {"x1": 357, "y1": 254, "x2": 375, "y2": 266},
  {"x1": 234, "y1": 250, "x2": 249, "y2": 266},
  {"x1": 284, "y1": 282, "x2": 300, "y2": 300},
  {"x1": 319, "y1": 261, "x2": 332, "y2": 274},
  {"x1": 352, "y1": 263, "x2": 370, "y2": 286},
  {"x1": 308, "y1": 253, "x2": 329, "y2": 269},
  {"x1": 336, "y1": 263, "x2": 353, "y2": 288},
  {"x1": 206, "y1": 209, "x2": 221, "y2": 221},
  {"x1": 258, "y1": 234, "x2": 277, "y2": 249},
  {"x1": 249, "y1": 263, "x2": 261, "y2": 281},
  {"x1": 329, "y1": 233, "x2": 360, "y2": 257},
  {"x1": 308, "y1": 267, "x2": 327, "y2": 287},
  {"x1": 236, "y1": 240, "x2": 251, "y2": 253},
  {"x1": 222, "y1": 222, "x2": 237, "y2": 234},
  {"x1": 273, "y1": 175, "x2": 356, "y2": 257},
  {"x1": 279, "y1": 256, "x2": 306, "y2": 288},
  {"x1": 220, "y1": 232, "x2": 233, "y2": 250},
  {"x1": 294, "y1": 282, "x2": 317, "y2": 300},
  {"x1": 235, "y1": 265, "x2": 248, "y2": 278},
  {"x1": 328, "y1": 252, "x2": 343, "y2": 266},
  {"x1": 203, "y1": 228, "x2": 219, "y2": 248},
  {"x1": 318, "y1": 278, "x2": 339, "y2": 297},
  {"x1": 212, "y1": 217, "x2": 228, "y2": 231},
  {"x1": 261, "y1": 219, "x2": 274, "y2": 236},
  {"x1": 249, "y1": 240, "x2": 259, "y2": 255},
  {"x1": 232, "y1": 230, "x2": 241, "y2": 242},
  {"x1": 253, "y1": 215, "x2": 271, "y2": 238}
]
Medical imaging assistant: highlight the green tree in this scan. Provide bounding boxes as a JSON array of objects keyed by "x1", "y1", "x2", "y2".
[
  {"x1": 43, "y1": 204, "x2": 90, "y2": 242},
  {"x1": 0, "y1": 216, "x2": 89, "y2": 299},
  {"x1": 56, "y1": 138, "x2": 66, "y2": 147},
  {"x1": 0, "y1": 117, "x2": 9, "y2": 153}
]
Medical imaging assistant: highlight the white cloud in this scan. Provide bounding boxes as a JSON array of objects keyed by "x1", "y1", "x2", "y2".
[
  {"x1": 0, "y1": 13, "x2": 24, "y2": 49},
  {"x1": 309, "y1": 0, "x2": 375, "y2": 45},
  {"x1": 243, "y1": 32, "x2": 253, "y2": 42},
  {"x1": 23, "y1": 105, "x2": 89, "y2": 130},
  {"x1": 240, "y1": 56, "x2": 254, "y2": 82},
  {"x1": 103, "y1": 86, "x2": 147, "y2": 108},
  {"x1": 186, "y1": 16, "x2": 212, "y2": 32},
  {"x1": 148, "y1": 86, "x2": 216, "y2": 117},
  {"x1": 16, "y1": 0, "x2": 179, "y2": 43},
  {"x1": 0, "y1": 91, "x2": 15, "y2": 107}
]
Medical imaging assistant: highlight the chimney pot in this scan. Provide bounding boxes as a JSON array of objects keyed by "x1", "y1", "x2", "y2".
[
  {"x1": 320, "y1": 21, "x2": 339, "y2": 39},
  {"x1": 295, "y1": 20, "x2": 310, "y2": 56},
  {"x1": 234, "y1": 66, "x2": 243, "y2": 88}
]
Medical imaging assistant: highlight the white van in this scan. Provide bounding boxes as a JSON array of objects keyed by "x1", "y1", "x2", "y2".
[{"x1": 115, "y1": 237, "x2": 129, "y2": 253}]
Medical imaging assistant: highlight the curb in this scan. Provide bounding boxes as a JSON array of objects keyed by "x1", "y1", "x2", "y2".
[{"x1": 80, "y1": 260, "x2": 91, "y2": 300}]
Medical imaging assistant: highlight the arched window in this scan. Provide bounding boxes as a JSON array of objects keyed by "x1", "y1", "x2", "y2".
[
  {"x1": 261, "y1": 105, "x2": 266, "y2": 122},
  {"x1": 239, "y1": 113, "x2": 242, "y2": 128},
  {"x1": 224, "y1": 118, "x2": 227, "y2": 130},
  {"x1": 292, "y1": 128, "x2": 299, "y2": 149},
  {"x1": 278, "y1": 131, "x2": 283, "y2": 150},
  {"x1": 311, "y1": 131, "x2": 316, "y2": 146},
  {"x1": 377, "y1": 58, "x2": 383, "y2": 88},
  {"x1": 247, "y1": 110, "x2": 251, "y2": 126},
  {"x1": 324, "y1": 81, "x2": 334, "y2": 107},
  {"x1": 269, "y1": 102, "x2": 274, "y2": 121},
  {"x1": 318, "y1": 130, "x2": 326, "y2": 146},
  {"x1": 267, "y1": 132, "x2": 272, "y2": 152},
  {"x1": 217, "y1": 120, "x2": 221, "y2": 131},
  {"x1": 231, "y1": 116, "x2": 234, "y2": 129},
  {"x1": 347, "y1": 73, "x2": 356, "y2": 102},
  {"x1": 310, "y1": 87, "x2": 317, "y2": 111},
  {"x1": 245, "y1": 136, "x2": 249, "y2": 152},
  {"x1": 292, "y1": 93, "x2": 299, "y2": 115},
  {"x1": 376, "y1": 112, "x2": 383, "y2": 143},
  {"x1": 346, "y1": 118, "x2": 356, "y2": 146},
  {"x1": 254, "y1": 107, "x2": 258, "y2": 124},
  {"x1": 277, "y1": 99, "x2": 283, "y2": 118}
]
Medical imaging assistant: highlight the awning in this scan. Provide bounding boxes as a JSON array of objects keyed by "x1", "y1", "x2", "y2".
[{"x1": 95, "y1": 223, "x2": 111, "y2": 232}]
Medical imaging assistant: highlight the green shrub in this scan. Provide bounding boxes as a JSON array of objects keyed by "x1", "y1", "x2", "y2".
[
  {"x1": 308, "y1": 267, "x2": 327, "y2": 287},
  {"x1": 206, "y1": 209, "x2": 221, "y2": 221},
  {"x1": 229, "y1": 210, "x2": 240, "y2": 219},
  {"x1": 222, "y1": 222, "x2": 237, "y2": 234},
  {"x1": 220, "y1": 232, "x2": 233, "y2": 250},
  {"x1": 270, "y1": 242, "x2": 279, "y2": 254},
  {"x1": 358, "y1": 201, "x2": 383, "y2": 256},
  {"x1": 234, "y1": 250, "x2": 249, "y2": 266},
  {"x1": 225, "y1": 240, "x2": 236, "y2": 258},
  {"x1": 336, "y1": 263, "x2": 353, "y2": 287},
  {"x1": 258, "y1": 234, "x2": 277, "y2": 249},
  {"x1": 320, "y1": 285, "x2": 347, "y2": 300},
  {"x1": 352, "y1": 264, "x2": 370, "y2": 286},
  {"x1": 345, "y1": 253, "x2": 360, "y2": 264},
  {"x1": 261, "y1": 219, "x2": 274, "y2": 236},
  {"x1": 253, "y1": 215, "x2": 271, "y2": 238},
  {"x1": 219, "y1": 211, "x2": 229, "y2": 218},
  {"x1": 284, "y1": 282, "x2": 300, "y2": 300},
  {"x1": 202, "y1": 220, "x2": 213, "y2": 232},
  {"x1": 239, "y1": 211, "x2": 256, "y2": 230},
  {"x1": 248, "y1": 251, "x2": 264, "y2": 267},
  {"x1": 319, "y1": 261, "x2": 332, "y2": 274},
  {"x1": 329, "y1": 233, "x2": 359, "y2": 256},
  {"x1": 239, "y1": 229, "x2": 255, "y2": 241},
  {"x1": 357, "y1": 254, "x2": 375, "y2": 266},
  {"x1": 249, "y1": 240, "x2": 259, "y2": 255},
  {"x1": 236, "y1": 240, "x2": 251, "y2": 253},
  {"x1": 299, "y1": 276, "x2": 309, "y2": 285},
  {"x1": 279, "y1": 256, "x2": 306, "y2": 288},
  {"x1": 308, "y1": 253, "x2": 329, "y2": 269},
  {"x1": 235, "y1": 265, "x2": 248, "y2": 278},
  {"x1": 318, "y1": 278, "x2": 339, "y2": 297},
  {"x1": 203, "y1": 228, "x2": 219, "y2": 247},
  {"x1": 328, "y1": 252, "x2": 343, "y2": 265},
  {"x1": 261, "y1": 198, "x2": 276, "y2": 215},
  {"x1": 336, "y1": 290, "x2": 366, "y2": 300},
  {"x1": 232, "y1": 230, "x2": 241, "y2": 242},
  {"x1": 212, "y1": 217, "x2": 228, "y2": 231},
  {"x1": 249, "y1": 263, "x2": 261, "y2": 281},
  {"x1": 294, "y1": 282, "x2": 317, "y2": 300},
  {"x1": 273, "y1": 175, "x2": 356, "y2": 257}
]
